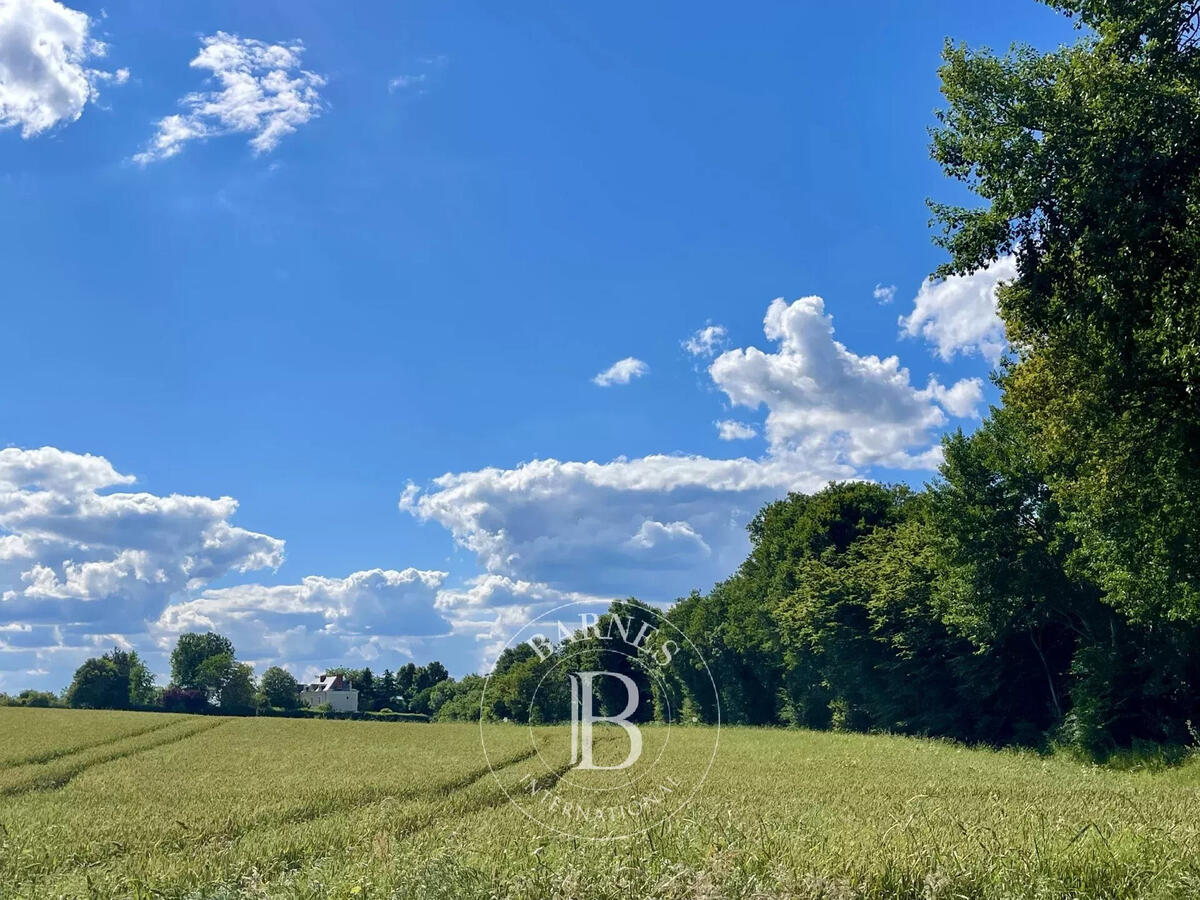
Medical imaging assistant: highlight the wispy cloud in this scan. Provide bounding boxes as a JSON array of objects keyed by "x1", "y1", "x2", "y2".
[
  {"x1": 683, "y1": 324, "x2": 728, "y2": 358},
  {"x1": 715, "y1": 420, "x2": 757, "y2": 441},
  {"x1": 134, "y1": 32, "x2": 325, "y2": 164},
  {"x1": 592, "y1": 357, "x2": 648, "y2": 387},
  {"x1": 388, "y1": 54, "x2": 446, "y2": 95},
  {"x1": 388, "y1": 74, "x2": 426, "y2": 93}
]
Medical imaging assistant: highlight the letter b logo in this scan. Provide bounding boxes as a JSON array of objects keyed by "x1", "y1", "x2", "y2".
[{"x1": 568, "y1": 671, "x2": 643, "y2": 770}]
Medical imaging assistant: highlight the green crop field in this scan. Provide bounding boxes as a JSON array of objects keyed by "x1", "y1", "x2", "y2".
[{"x1": 2, "y1": 708, "x2": 1200, "y2": 899}]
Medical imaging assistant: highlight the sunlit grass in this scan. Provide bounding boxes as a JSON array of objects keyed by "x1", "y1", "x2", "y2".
[{"x1": 2, "y1": 709, "x2": 1199, "y2": 898}]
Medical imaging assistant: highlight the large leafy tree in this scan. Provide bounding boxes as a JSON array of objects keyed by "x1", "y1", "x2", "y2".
[
  {"x1": 930, "y1": 0, "x2": 1200, "y2": 620},
  {"x1": 931, "y1": 409, "x2": 1103, "y2": 742},
  {"x1": 260, "y1": 666, "x2": 299, "y2": 709},
  {"x1": 66, "y1": 657, "x2": 125, "y2": 710},
  {"x1": 168, "y1": 632, "x2": 255, "y2": 709},
  {"x1": 394, "y1": 663, "x2": 419, "y2": 701},
  {"x1": 113, "y1": 648, "x2": 156, "y2": 706},
  {"x1": 170, "y1": 632, "x2": 236, "y2": 690},
  {"x1": 772, "y1": 489, "x2": 968, "y2": 736},
  {"x1": 219, "y1": 663, "x2": 256, "y2": 712},
  {"x1": 416, "y1": 661, "x2": 450, "y2": 692},
  {"x1": 66, "y1": 648, "x2": 155, "y2": 710},
  {"x1": 933, "y1": 405, "x2": 1200, "y2": 750},
  {"x1": 660, "y1": 483, "x2": 923, "y2": 729}
]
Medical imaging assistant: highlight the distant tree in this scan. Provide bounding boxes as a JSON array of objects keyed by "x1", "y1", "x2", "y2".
[
  {"x1": 66, "y1": 657, "x2": 124, "y2": 709},
  {"x1": 417, "y1": 661, "x2": 449, "y2": 692},
  {"x1": 395, "y1": 662, "x2": 418, "y2": 699},
  {"x1": 491, "y1": 644, "x2": 538, "y2": 678},
  {"x1": 66, "y1": 648, "x2": 155, "y2": 710},
  {"x1": 260, "y1": 666, "x2": 299, "y2": 709},
  {"x1": 431, "y1": 675, "x2": 485, "y2": 721},
  {"x1": 15, "y1": 689, "x2": 61, "y2": 708},
  {"x1": 407, "y1": 686, "x2": 433, "y2": 716},
  {"x1": 171, "y1": 633, "x2": 236, "y2": 690},
  {"x1": 377, "y1": 669, "x2": 397, "y2": 711},
  {"x1": 357, "y1": 667, "x2": 375, "y2": 712},
  {"x1": 110, "y1": 649, "x2": 156, "y2": 706},
  {"x1": 408, "y1": 669, "x2": 457, "y2": 716},
  {"x1": 423, "y1": 677, "x2": 464, "y2": 719},
  {"x1": 220, "y1": 663, "x2": 256, "y2": 712},
  {"x1": 192, "y1": 652, "x2": 235, "y2": 697}
]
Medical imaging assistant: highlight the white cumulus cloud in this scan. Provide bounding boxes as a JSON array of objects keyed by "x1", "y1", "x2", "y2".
[
  {"x1": 401, "y1": 451, "x2": 846, "y2": 602},
  {"x1": 0, "y1": 448, "x2": 284, "y2": 639},
  {"x1": 899, "y1": 256, "x2": 1016, "y2": 363},
  {"x1": 401, "y1": 293, "x2": 983, "y2": 610},
  {"x1": 0, "y1": 448, "x2": 466, "y2": 686},
  {"x1": 710, "y1": 295, "x2": 980, "y2": 469},
  {"x1": 874, "y1": 284, "x2": 896, "y2": 305},
  {"x1": 592, "y1": 356, "x2": 648, "y2": 387},
  {"x1": 432, "y1": 574, "x2": 618, "y2": 670},
  {"x1": 153, "y1": 568, "x2": 449, "y2": 668},
  {"x1": 0, "y1": 0, "x2": 123, "y2": 137},
  {"x1": 0, "y1": 446, "x2": 133, "y2": 493},
  {"x1": 134, "y1": 31, "x2": 325, "y2": 164},
  {"x1": 920, "y1": 377, "x2": 985, "y2": 418}
]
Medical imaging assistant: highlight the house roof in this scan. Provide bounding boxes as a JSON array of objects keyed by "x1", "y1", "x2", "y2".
[{"x1": 301, "y1": 673, "x2": 356, "y2": 692}]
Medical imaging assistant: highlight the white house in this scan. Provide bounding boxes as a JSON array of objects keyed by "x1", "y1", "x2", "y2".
[{"x1": 298, "y1": 673, "x2": 359, "y2": 713}]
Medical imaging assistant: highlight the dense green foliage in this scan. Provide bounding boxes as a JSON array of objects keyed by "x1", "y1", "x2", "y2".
[
  {"x1": 648, "y1": 473, "x2": 1200, "y2": 755},
  {"x1": 931, "y1": 0, "x2": 1200, "y2": 620},
  {"x1": 170, "y1": 632, "x2": 236, "y2": 690},
  {"x1": 64, "y1": 648, "x2": 155, "y2": 711},
  {"x1": 259, "y1": 666, "x2": 300, "y2": 709}
]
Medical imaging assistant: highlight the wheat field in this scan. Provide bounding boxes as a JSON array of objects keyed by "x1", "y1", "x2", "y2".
[{"x1": 1, "y1": 708, "x2": 1199, "y2": 899}]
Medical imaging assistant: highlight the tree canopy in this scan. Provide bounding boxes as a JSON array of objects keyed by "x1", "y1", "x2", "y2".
[
  {"x1": 931, "y1": 0, "x2": 1200, "y2": 622},
  {"x1": 66, "y1": 648, "x2": 155, "y2": 710}
]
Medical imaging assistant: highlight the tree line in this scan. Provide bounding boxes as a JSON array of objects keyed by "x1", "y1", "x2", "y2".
[{"x1": 0, "y1": 632, "x2": 467, "y2": 720}]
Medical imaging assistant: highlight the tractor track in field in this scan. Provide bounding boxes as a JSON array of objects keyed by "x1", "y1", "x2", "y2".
[
  {"x1": 218, "y1": 739, "x2": 547, "y2": 840},
  {"x1": 29, "y1": 737, "x2": 551, "y2": 878},
  {"x1": 0, "y1": 716, "x2": 186, "y2": 771},
  {"x1": 386, "y1": 749, "x2": 584, "y2": 842},
  {"x1": 0, "y1": 718, "x2": 227, "y2": 799},
  {"x1": 390, "y1": 731, "x2": 627, "y2": 841},
  {"x1": 19, "y1": 731, "x2": 624, "y2": 895},
  {"x1": 212, "y1": 738, "x2": 548, "y2": 835},
  {"x1": 219, "y1": 729, "x2": 621, "y2": 846},
  {"x1": 217, "y1": 731, "x2": 620, "y2": 853}
]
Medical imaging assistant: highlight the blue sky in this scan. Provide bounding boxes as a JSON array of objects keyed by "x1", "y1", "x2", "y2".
[{"x1": 0, "y1": 0, "x2": 1075, "y2": 691}]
